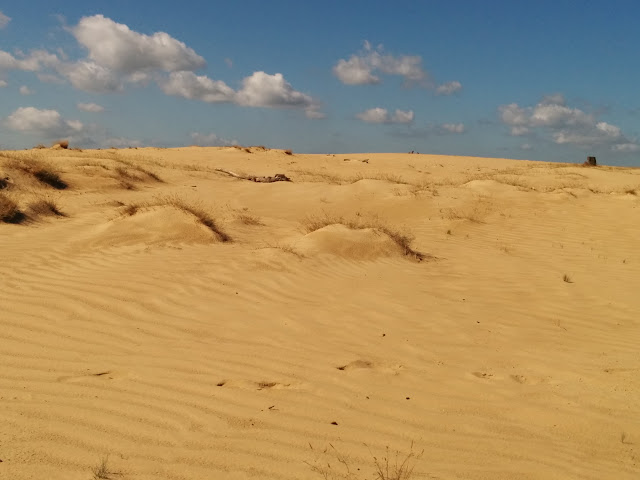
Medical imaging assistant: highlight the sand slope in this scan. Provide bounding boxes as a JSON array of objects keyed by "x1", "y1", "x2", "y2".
[{"x1": 1, "y1": 147, "x2": 639, "y2": 479}]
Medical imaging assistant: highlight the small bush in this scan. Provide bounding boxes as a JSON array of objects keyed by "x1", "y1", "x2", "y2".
[
  {"x1": 563, "y1": 274, "x2": 572, "y2": 283},
  {"x1": 34, "y1": 144, "x2": 47, "y2": 149},
  {"x1": 284, "y1": 149, "x2": 293, "y2": 155},
  {"x1": 53, "y1": 140, "x2": 69, "y2": 149},
  {"x1": 91, "y1": 455, "x2": 116, "y2": 480}
]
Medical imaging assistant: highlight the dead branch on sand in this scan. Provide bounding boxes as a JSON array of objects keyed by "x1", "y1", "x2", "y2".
[{"x1": 214, "y1": 169, "x2": 291, "y2": 183}]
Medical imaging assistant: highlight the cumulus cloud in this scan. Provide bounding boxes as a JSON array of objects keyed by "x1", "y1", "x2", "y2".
[
  {"x1": 0, "y1": 11, "x2": 10, "y2": 29},
  {"x1": 5, "y1": 107, "x2": 84, "y2": 138},
  {"x1": 19, "y1": 85, "x2": 34, "y2": 95},
  {"x1": 355, "y1": 107, "x2": 414, "y2": 124},
  {"x1": 77, "y1": 102, "x2": 104, "y2": 112},
  {"x1": 0, "y1": 49, "x2": 59, "y2": 72},
  {"x1": 160, "y1": 71, "x2": 234, "y2": 102},
  {"x1": 0, "y1": 79, "x2": 7, "y2": 87},
  {"x1": 56, "y1": 60, "x2": 123, "y2": 93},
  {"x1": 160, "y1": 70, "x2": 322, "y2": 117},
  {"x1": 439, "y1": 123, "x2": 465, "y2": 134},
  {"x1": 436, "y1": 81, "x2": 462, "y2": 95},
  {"x1": 71, "y1": 15, "x2": 206, "y2": 73},
  {"x1": 499, "y1": 94, "x2": 639, "y2": 152},
  {"x1": 190, "y1": 132, "x2": 238, "y2": 147},
  {"x1": 334, "y1": 42, "x2": 428, "y2": 86}
]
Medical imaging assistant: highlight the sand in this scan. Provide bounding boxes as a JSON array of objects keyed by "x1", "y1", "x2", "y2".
[{"x1": 1, "y1": 146, "x2": 638, "y2": 479}]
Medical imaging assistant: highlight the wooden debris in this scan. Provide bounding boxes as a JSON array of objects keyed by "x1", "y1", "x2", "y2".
[{"x1": 214, "y1": 169, "x2": 291, "y2": 183}]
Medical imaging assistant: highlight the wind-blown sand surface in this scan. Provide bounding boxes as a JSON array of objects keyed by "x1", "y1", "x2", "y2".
[{"x1": 1, "y1": 146, "x2": 639, "y2": 479}]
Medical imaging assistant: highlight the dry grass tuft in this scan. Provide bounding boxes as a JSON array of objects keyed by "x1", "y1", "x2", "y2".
[
  {"x1": 33, "y1": 169, "x2": 68, "y2": 189},
  {"x1": 28, "y1": 197, "x2": 66, "y2": 217},
  {"x1": 284, "y1": 149, "x2": 293, "y2": 155},
  {"x1": 34, "y1": 144, "x2": 47, "y2": 149},
  {"x1": 304, "y1": 213, "x2": 425, "y2": 261},
  {"x1": 91, "y1": 455, "x2": 118, "y2": 480},
  {"x1": 563, "y1": 274, "x2": 573, "y2": 283},
  {"x1": 4, "y1": 155, "x2": 68, "y2": 189},
  {"x1": 306, "y1": 442, "x2": 423, "y2": 480},
  {"x1": 237, "y1": 212, "x2": 264, "y2": 226},
  {"x1": 0, "y1": 193, "x2": 26, "y2": 224},
  {"x1": 121, "y1": 196, "x2": 231, "y2": 242}
]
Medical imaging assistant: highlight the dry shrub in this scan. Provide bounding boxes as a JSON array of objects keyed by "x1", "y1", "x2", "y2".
[
  {"x1": 304, "y1": 213, "x2": 425, "y2": 261},
  {"x1": 121, "y1": 196, "x2": 230, "y2": 242},
  {"x1": 34, "y1": 144, "x2": 47, "y2": 149},
  {"x1": 53, "y1": 140, "x2": 69, "y2": 149},
  {"x1": 34, "y1": 169, "x2": 68, "y2": 189},
  {"x1": 284, "y1": 149, "x2": 293, "y2": 155},
  {"x1": 0, "y1": 193, "x2": 26, "y2": 224}
]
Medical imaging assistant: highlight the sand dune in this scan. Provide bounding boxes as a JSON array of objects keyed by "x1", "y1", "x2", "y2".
[{"x1": 1, "y1": 147, "x2": 639, "y2": 479}]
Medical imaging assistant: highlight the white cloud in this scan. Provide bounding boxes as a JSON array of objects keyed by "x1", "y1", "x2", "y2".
[
  {"x1": 103, "y1": 137, "x2": 143, "y2": 148},
  {"x1": 0, "y1": 49, "x2": 59, "y2": 72},
  {"x1": 77, "y1": 102, "x2": 104, "y2": 112},
  {"x1": 521, "y1": 143, "x2": 533, "y2": 150},
  {"x1": 436, "y1": 81, "x2": 462, "y2": 95},
  {"x1": 160, "y1": 70, "x2": 322, "y2": 117},
  {"x1": 356, "y1": 107, "x2": 389, "y2": 123},
  {"x1": 440, "y1": 123, "x2": 465, "y2": 134},
  {"x1": 334, "y1": 42, "x2": 428, "y2": 86},
  {"x1": 333, "y1": 56, "x2": 380, "y2": 85},
  {"x1": 57, "y1": 60, "x2": 123, "y2": 93},
  {"x1": 19, "y1": 85, "x2": 34, "y2": 95},
  {"x1": 0, "y1": 11, "x2": 10, "y2": 29},
  {"x1": 0, "y1": 79, "x2": 6, "y2": 87},
  {"x1": 71, "y1": 15, "x2": 206, "y2": 73},
  {"x1": 612, "y1": 143, "x2": 640, "y2": 152},
  {"x1": 190, "y1": 132, "x2": 238, "y2": 147},
  {"x1": 5, "y1": 107, "x2": 83, "y2": 138},
  {"x1": 355, "y1": 107, "x2": 414, "y2": 124},
  {"x1": 499, "y1": 95, "x2": 638, "y2": 152},
  {"x1": 235, "y1": 71, "x2": 315, "y2": 108},
  {"x1": 160, "y1": 71, "x2": 235, "y2": 102}
]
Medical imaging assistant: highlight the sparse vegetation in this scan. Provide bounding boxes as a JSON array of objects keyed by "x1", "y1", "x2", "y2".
[
  {"x1": 306, "y1": 442, "x2": 423, "y2": 480},
  {"x1": 304, "y1": 213, "x2": 425, "y2": 261},
  {"x1": 0, "y1": 193, "x2": 26, "y2": 224},
  {"x1": 34, "y1": 169, "x2": 68, "y2": 189},
  {"x1": 28, "y1": 197, "x2": 66, "y2": 217},
  {"x1": 53, "y1": 140, "x2": 69, "y2": 149},
  {"x1": 284, "y1": 149, "x2": 293, "y2": 155},
  {"x1": 120, "y1": 196, "x2": 230, "y2": 242},
  {"x1": 91, "y1": 455, "x2": 117, "y2": 480},
  {"x1": 237, "y1": 212, "x2": 264, "y2": 226},
  {"x1": 563, "y1": 274, "x2": 573, "y2": 283},
  {"x1": 34, "y1": 144, "x2": 46, "y2": 149}
]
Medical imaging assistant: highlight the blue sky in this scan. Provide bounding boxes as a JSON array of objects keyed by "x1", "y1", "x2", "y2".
[{"x1": 1, "y1": 1, "x2": 639, "y2": 165}]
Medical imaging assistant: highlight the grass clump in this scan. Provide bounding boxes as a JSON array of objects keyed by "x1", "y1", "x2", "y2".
[
  {"x1": 121, "y1": 195, "x2": 231, "y2": 242},
  {"x1": 237, "y1": 212, "x2": 264, "y2": 226},
  {"x1": 28, "y1": 197, "x2": 66, "y2": 217},
  {"x1": 4, "y1": 155, "x2": 68, "y2": 189},
  {"x1": 91, "y1": 455, "x2": 118, "y2": 479},
  {"x1": 563, "y1": 274, "x2": 573, "y2": 283},
  {"x1": 33, "y1": 169, "x2": 68, "y2": 189},
  {"x1": 304, "y1": 213, "x2": 425, "y2": 261},
  {"x1": 0, "y1": 193, "x2": 26, "y2": 224}
]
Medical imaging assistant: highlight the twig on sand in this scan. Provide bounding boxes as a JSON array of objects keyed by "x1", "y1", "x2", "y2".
[{"x1": 215, "y1": 168, "x2": 291, "y2": 183}]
